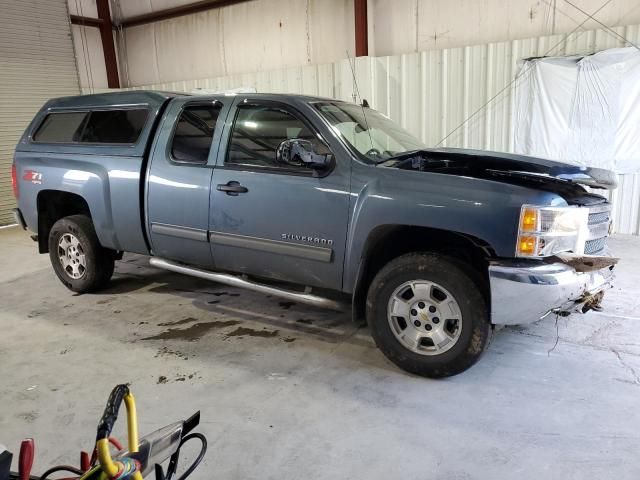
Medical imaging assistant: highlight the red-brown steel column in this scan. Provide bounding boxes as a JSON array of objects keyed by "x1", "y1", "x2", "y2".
[
  {"x1": 96, "y1": 0, "x2": 120, "y2": 88},
  {"x1": 354, "y1": 0, "x2": 368, "y2": 57}
]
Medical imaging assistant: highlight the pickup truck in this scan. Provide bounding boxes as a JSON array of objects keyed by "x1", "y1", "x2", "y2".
[{"x1": 11, "y1": 91, "x2": 617, "y2": 377}]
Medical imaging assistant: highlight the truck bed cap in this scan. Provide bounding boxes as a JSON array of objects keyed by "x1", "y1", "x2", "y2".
[{"x1": 44, "y1": 90, "x2": 184, "y2": 110}]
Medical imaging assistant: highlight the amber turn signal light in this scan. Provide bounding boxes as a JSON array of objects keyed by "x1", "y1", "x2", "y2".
[
  {"x1": 520, "y1": 207, "x2": 538, "y2": 232},
  {"x1": 517, "y1": 235, "x2": 537, "y2": 256}
]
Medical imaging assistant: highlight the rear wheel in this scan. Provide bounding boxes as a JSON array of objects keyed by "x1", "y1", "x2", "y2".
[
  {"x1": 366, "y1": 252, "x2": 491, "y2": 378},
  {"x1": 48, "y1": 215, "x2": 115, "y2": 293}
]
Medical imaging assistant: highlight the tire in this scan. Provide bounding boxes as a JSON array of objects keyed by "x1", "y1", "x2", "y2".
[
  {"x1": 48, "y1": 214, "x2": 115, "y2": 293},
  {"x1": 366, "y1": 252, "x2": 491, "y2": 378}
]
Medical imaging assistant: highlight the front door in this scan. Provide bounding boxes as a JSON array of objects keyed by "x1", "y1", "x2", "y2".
[
  {"x1": 209, "y1": 98, "x2": 351, "y2": 290},
  {"x1": 147, "y1": 97, "x2": 229, "y2": 267}
]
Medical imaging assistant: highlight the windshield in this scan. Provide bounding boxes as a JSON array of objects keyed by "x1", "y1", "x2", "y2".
[{"x1": 314, "y1": 102, "x2": 427, "y2": 163}]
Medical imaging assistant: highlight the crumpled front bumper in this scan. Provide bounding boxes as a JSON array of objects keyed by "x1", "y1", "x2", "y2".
[{"x1": 489, "y1": 257, "x2": 615, "y2": 325}]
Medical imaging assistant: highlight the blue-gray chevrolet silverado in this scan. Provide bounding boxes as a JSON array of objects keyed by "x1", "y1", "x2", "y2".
[{"x1": 11, "y1": 90, "x2": 617, "y2": 377}]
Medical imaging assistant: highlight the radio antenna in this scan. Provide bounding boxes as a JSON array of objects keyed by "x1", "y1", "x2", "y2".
[{"x1": 346, "y1": 50, "x2": 375, "y2": 154}]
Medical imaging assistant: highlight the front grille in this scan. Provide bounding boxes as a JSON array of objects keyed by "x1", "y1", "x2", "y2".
[
  {"x1": 585, "y1": 237, "x2": 607, "y2": 254},
  {"x1": 584, "y1": 204, "x2": 611, "y2": 255},
  {"x1": 588, "y1": 210, "x2": 610, "y2": 226}
]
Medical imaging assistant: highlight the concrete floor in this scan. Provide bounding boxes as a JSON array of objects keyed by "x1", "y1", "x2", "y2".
[{"x1": 1, "y1": 226, "x2": 639, "y2": 480}]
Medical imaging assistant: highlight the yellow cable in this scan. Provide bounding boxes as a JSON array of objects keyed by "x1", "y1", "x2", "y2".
[
  {"x1": 123, "y1": 392, "x2": 139, "y2": 453},
  {"x1": 96, "y1": 438, "x2": 119, "y2": 477},
  {"x1": 97, "y1": 390, "x2": 141, "y2": 479}
]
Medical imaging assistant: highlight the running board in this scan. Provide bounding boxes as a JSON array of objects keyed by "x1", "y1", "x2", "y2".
[{"x1": 149, "y1": 257, "x2": 346, "y2": 311}]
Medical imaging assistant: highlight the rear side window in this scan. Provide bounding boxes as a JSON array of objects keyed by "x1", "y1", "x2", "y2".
[
  {"x1": 33, "y1": 109, "x2": 148, "y2": 144},
  {"x1": 170, "y1": 103, "x2": 222, "y2": 164}
]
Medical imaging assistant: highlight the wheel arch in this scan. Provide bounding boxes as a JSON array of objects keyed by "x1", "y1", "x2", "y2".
[
  {"x1": 36, "y1": 190, "x2": 92, "y2": 253},
  {"x1": 351, "y1": 224, "x2": 495, "y2": 324}
]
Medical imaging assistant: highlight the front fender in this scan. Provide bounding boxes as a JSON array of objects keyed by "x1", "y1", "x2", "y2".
[{"x1": 343, "y1": 166, "x2": 563, "y2": 291}]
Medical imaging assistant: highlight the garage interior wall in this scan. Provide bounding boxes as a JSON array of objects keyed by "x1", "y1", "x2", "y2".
[
  {"x1": 70, "y1": 0, "x2": 640, "y2": 90},
  {"x1": 369, "y1": 0, "x2": 640, "y2": 56},
  {"x1": 0, "y1": 0, "x2": 81, "y2": 225},
  {"x1": 117, "y1": 0, "x2": 356, "y2": 87}
]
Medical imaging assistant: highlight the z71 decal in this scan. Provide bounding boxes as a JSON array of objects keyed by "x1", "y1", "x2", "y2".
[{"x1": 23, "y1": 170, "x2": 42, "y2": 184}]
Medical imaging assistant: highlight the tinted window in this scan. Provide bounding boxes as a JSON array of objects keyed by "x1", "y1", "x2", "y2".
[
  {"x1": 227, "y1": 104, "x2": 321, "y2": 170},
  {"x1": 33, "y1": 109, "x2": 148, "y2": 144},
  {"x1": 82, "y1": 109, "x2": 148, "y2": 143},
  {"x1": 171, "y1": 104, "x2": 222, "y2": 164},
  {"x1": 33, "y1": 112, "x2": 88, "y2": 143}
]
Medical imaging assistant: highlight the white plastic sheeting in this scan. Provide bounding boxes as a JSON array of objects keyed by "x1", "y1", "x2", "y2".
[
  {"x1": 84, "y1": 23, "x2": 640, "y2": 234},
  {"x1": 514, "y1": 47, "x2": 640, "y2": 173}
]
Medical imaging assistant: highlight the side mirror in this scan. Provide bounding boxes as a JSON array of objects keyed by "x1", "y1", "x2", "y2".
[{"x1": 276, "y1": 139, "x2": 333, "y2": 171}]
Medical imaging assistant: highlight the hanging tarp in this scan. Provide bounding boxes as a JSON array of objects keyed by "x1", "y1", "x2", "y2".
[{"x1": 514, "y1": 47, "x2": 640, "y2": 174}]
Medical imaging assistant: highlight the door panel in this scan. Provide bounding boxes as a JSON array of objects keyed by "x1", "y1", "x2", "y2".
[
  {"x1": 209, "y1": 99, "x2": 351, "y2": 290},
  {"x1": 146, "y1": 98, "x2": 229, "y2": 267}
]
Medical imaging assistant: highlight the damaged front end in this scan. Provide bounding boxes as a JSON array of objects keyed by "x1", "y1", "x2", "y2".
[
  {"x1": 380, "y1": 147, "x2": 618, "y2": 191},
  {"x1": 489, "y1": 254, "x2": 617, "y2": 325},
  {"x1": 379, "y1": 147, "x2": 619, "y2": 324}
]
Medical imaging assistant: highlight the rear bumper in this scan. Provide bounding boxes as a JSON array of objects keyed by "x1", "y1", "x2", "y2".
[
  {"x1": 12, "y1": 208, "x2": 26, "y2": 230},
  {"x1": 489, "y1": 258, "x2": 615, "y2": 325}
]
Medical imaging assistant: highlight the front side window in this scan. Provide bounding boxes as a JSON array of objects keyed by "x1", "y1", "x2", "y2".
[
  {"x1": 171, "y1": 103, "x2": 222, "y2": 164},
  {"x1": 33, "y1": 109, "x2": 148, "y2": 144},
  {"x1": 226, "y1": 104, "x2": 326, "y2": 171},
  {"x1": 314, "y1": 102, "x2": 426, "y2": 163}
]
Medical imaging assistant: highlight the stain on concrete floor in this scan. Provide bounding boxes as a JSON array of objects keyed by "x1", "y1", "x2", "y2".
[
  {"x1": 142, "y1": 320, "x2": 240, "y2": 341},
  {"x1": 158, "y1": 317, "x2": 199, "y2": 327},
  {"x1": 225, "y1": 326, "x2": 279, "y2": 338}
]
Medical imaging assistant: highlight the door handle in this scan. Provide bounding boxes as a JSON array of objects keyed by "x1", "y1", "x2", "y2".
[{"x1": 217, "y1": 181, "x2": 248, "y2": 196}]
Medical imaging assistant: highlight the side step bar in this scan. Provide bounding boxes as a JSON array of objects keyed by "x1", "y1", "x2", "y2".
[{"x1": 149, "y1": 257, "x2": 346, "y2": 311}]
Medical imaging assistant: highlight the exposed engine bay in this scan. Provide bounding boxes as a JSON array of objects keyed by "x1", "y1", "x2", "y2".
[{"x1": 381, "y1": 148, "x2": 617, "y2": 206}]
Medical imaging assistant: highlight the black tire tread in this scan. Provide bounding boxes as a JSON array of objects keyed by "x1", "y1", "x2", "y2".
[
  {"x1": 366, "y1": 252, "x2": 491, "y2": 378},
  {"x1": 48, "y1": 214, "x2": 115, "y2": 293}
]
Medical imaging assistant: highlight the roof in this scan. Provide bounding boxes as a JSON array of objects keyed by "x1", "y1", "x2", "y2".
[{"x1": 44, "y1": 90, "x2": 343, "y2": 110}]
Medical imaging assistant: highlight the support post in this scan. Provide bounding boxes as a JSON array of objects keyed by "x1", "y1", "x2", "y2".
[
  {"x1": 354, "y1": 0, "x2": 368, "y2": 57},
  {"x1": 96, "y1": 0, "x2": 120, "y2": 88}
]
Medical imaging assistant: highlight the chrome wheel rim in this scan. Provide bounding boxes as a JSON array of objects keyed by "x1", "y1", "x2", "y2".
[
  {"x1": 58, "y1": 233, "x2": 87, "y2": 279},
  {"x1": 387, "y1": 280, "x2": 463, "y2": 356}
]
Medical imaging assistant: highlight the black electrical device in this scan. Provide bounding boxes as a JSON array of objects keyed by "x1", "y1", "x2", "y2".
[{"x1": 0, "y1": 447, "x2": 13, "y2": 480}]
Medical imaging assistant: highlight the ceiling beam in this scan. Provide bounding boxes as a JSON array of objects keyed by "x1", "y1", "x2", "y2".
[
  {"x1": 354, "y1": 0, "x2": 368, "y2": 57},
  {"x1": 70, "y1": 14, "x2": 104, "y2": 28},
  {"x1": 119, "y1": 0, "x2": 253, "y2": 28},
  {"x1": 96, "y1": 0, "x2": 120, "y2": 88}
]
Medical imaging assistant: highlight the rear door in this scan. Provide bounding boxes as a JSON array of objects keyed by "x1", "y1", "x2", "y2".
[
  {"x1": 209, "y1": 97, "x2": 351, "y2": 290},
  {"x1": 146, "y1": 97, "x2": 230, "y2": 267}
]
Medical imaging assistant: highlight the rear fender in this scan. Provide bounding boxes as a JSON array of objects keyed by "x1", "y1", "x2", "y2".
[{"x1": 17, "y1": 154, "x2": 118, "y2": 250}]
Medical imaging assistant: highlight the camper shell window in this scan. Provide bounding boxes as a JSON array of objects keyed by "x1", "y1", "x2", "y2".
[{"x1": 33, "y1": 108, "x2": 149, "y2": 145}]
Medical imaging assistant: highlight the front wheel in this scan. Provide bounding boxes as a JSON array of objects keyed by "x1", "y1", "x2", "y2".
[
  {"x1": 48, "y1": 214, "x2": 115, "y2": 293},
  {"x1": 366, "y1": 252, "x2": 491, "y2": 378}
]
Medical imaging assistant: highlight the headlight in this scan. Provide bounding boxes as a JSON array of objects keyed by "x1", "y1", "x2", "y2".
[{"x1": 516, "y1": 205, "x2": 588, "y2": 257}]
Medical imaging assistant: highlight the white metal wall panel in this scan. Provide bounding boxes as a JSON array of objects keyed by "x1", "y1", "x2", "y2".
[
  {"x1": 88, "y1": 23, "x2": 640, "y2": 234},
  {"x1": 0, "y1": 0, "x2": 80, "y2": 225}
]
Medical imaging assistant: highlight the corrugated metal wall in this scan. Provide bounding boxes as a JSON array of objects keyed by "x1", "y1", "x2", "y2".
[
  {"x1": 88, "y1": 23, "x2": 640, "y2": 234},
  {"x1": 0, "y1": 0, "x2": 81, "y2": 225}
]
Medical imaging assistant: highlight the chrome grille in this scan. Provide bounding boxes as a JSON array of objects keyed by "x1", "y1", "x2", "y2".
[
  {"x1": 585, "y1": 203, "x2": 611, "y2": 255},
  {"x1": 588, "y1": 210, "x2": 610, "y2": 226},
  {"x1": 585, "y1": 237, "x2": 607, "y2": 254}
]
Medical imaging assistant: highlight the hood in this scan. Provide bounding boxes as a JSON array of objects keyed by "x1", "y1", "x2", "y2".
[{"x1": 380, "y1": 148, "x2": 617, "y2": 190}]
